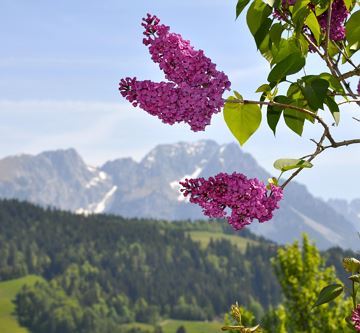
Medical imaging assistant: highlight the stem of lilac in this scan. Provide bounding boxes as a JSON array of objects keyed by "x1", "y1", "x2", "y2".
[
  {"x1": 280, "y1": 131, "x2": 326, "y2": 189},
  {"x1": 324, "y1": 0, "x2": 333, "y2": 60},
  {"x1": 277, "y1": 171, "x2": 284, "y2": 184},
  {"x1": 338, "y1": 99, "x2": 360, "y2": 105},
  {"x1": 333, "y1": 42, "x2": 358, "y2": 70},
  {"x1": 338, "y1": 67, "x2": 360, "y2": 80},
  {"x1": 352, "y1": 281, "x2": 357, "y2": 310}
]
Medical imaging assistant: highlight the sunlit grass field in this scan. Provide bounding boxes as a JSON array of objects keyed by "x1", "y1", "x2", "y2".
[
  {"x1": 0, "y1": 275, "x2": 44, "y2": 333},
  {"x1": 124, "y1": 319, "x2": 222, "y2": 333},
  {"x1": 187, "y1": 230, "x2": 258, "y2": 252},
  {"x1": 161, "y1": 319, "x2": 222, "y2": 333}
]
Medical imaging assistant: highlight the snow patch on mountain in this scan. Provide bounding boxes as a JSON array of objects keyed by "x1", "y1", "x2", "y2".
[
  {"x1": 76, "y1": 185, "x2": 117, "y2": 215},
  {"x1": 85, "y1": 171, "x2": 108, "y2": 188},
  {"x1": 94, "y1": 186, "x2": 117, "y2": 213},
  {"x1": 87, "y1": 165, "x2": 97, "y2": 173},
  {"x1": 170, "y1": 166, "x2": 203, "y2": 202}
]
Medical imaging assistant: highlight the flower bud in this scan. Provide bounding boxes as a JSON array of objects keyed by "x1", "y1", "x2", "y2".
[
  {"x1": 343, "y1": 258, "x2": 360, "y2": 273},
  {"x1": 230, "y1": 303, "x2": 242, "y2": 324}
]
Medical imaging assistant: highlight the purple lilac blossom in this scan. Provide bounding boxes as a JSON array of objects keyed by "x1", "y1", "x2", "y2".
[
  {"x1": 318, "y1": 0, "x2": 348, "y2": 41},
  {"x1": 119, "y1": 14, "x2": 231, "y2": 132},
  {"x1": 180, "y1": 172, "x2": 283, "y2": 230},
  {"x1": 352, "y1": 305, "x2": 360, "y2": 331}
]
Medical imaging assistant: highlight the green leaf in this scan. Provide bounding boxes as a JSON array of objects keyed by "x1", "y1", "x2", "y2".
[
  {"x1": 303, "y1": 78, "x2": 329, "y2": 110},
  {"x1": 343, "y1": 0, "x2": 353, "y2": 11},
  {"x1": 319, "y1": 73, "x2": 345, "y2": 94},
  {"x1": 268, "y1": 53, "x2": 305, "y2": 83},
  {"x1": 246, "y1": 0, "x2": 272, "y2": 37},
  {"x1": 313, "y1": 284, "x2": 344, "y2": 308},
  {"x1": 274, "y1": 158, "x2": 313, "y2": 171},
  {"x1": 315, "y1": 2, "x2": 329, "y2": 16},
  {"x1": 346, "y1": 11, "x2": 360, "y2": 52},
  {"x1": 348, "y1": 274, "x2": 360, "y2": 283},
  {"x1": 293, "y1": 7, "x2": 310, "y2": 33},
  {"x1": 236, "y1": 0, "x2": 251, "y2": 19},
  {"x1": 258, "y1": 33, "x2": 274, "y2": 62},
  {"x1": 267, "y1": 104, "x2": 282, "y2": 135},
  {"x1": 256, "y1": 84, "x2": 271, "y2": 93},
  {"x1": 324, "y1": 96, "x2": 340, "y2": 125},
  {"x1": 272, "y1": 38, "x2": 301, "y2": 64},
  {"x1": 254, "y1": 18, "x2": 273, "y2": 49},
  {"x1": 224, "y1": 97, "x2": 262, "y2": 146},
  {"x1": 270, "y1": 23, "x2": 284, "y2": 47},
  {"x1": 305, "y1": 11, "x2": 321, "y2": 45},
  {"x1": 234, "y1": 91, "x2": 243, "y2": 100},
  {"x1": 283, "y1": 108, "x2": 306, "y2": 136}
]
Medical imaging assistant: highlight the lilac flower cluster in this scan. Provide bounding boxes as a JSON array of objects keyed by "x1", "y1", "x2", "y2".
[
  {"x1": 180, "y1": 172, "x2": 283, "y2": 230},
  {"x1": 119, "y1": 14, "x2": 231, "y2": 132},
  {"x1": 273, "y1": 0, "x2": 348, "y2": 42},
  {"x1": 352, "y1": 305, "x2": 360, "y2": 331},
  {"x1": 318, "y1": 0, "x2": 348, "y2": 41}
]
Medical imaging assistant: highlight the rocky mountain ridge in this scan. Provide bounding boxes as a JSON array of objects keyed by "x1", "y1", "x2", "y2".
[{"x1": 0, "y1": 140, "x2": 357, "y2": 250}]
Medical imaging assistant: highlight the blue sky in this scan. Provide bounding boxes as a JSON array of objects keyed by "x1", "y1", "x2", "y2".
[{"x1": 1, "y1": 0, "x2": 359, "y2": 200}]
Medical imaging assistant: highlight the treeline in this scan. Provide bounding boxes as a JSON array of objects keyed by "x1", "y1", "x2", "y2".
[{"x1": 0, "y1": 199, "x2": 280, "y2": 333}]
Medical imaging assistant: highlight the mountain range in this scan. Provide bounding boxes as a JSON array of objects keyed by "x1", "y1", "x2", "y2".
[{"x1": 0, "y1": 140, "x2": 358, "y2": 250}]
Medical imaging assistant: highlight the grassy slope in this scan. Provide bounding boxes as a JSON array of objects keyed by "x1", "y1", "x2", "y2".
[
  {"x1": 187, "y1": 230, "x2": 257, "y2": 252},
  {"x1": 162, "y1": 319, "x2": 222, "y2": 333},
  {"x1": 0, "y1": 275, "x2": 43, "y2": 333},
  {"x1": 124, "y1": 319, "x2": 222, "y2": 333}
]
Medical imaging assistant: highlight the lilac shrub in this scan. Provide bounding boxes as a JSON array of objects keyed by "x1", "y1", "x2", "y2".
[{"x1": 119, "y1": 14, "x2": 231, "y2": 131}]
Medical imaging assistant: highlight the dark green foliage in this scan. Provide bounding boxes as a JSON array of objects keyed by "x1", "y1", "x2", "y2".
[{"x1": 176, "y1": 325, "x2": 186, "y2": 333}]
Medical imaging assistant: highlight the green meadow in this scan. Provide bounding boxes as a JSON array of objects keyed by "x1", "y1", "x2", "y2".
[
  {"x1": 0, "y1": 275, "x2": 43, "y2": 333},
  {"x1": 123, "y1": 319, "x2": 223, "y2": 333},
  {"x1": 187, "y1": 230, "x2": 258, "y2": 252}
]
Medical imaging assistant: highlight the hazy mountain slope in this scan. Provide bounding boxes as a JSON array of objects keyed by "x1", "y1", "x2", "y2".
[
  {"x1": 0, "y1": 141, "x2": 357, "y2": 250},
  {"x1": 328, "y1": 198, "x2": 360, "y2": 230}
]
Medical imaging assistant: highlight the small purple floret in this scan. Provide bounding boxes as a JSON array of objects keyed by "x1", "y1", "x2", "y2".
[{"x1": 352, "y1": 305, "x2": 360, "y2": 331}]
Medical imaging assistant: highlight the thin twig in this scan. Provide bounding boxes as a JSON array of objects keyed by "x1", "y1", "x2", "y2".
[
  {"x1": 281, "y1": 135, "x2": 360, "y2": 188},
  {"x1": 281, "y1": 132, "x2": 327, "y2": 188},
  {"x1": 338, "y1": 99, "x2": 360, "y2": 105},
  {"x1": 324, "y1": 138, "x2": 360, "y2": 148},
  {"x1": 338, "y1": 67, "x2": 360, "y2": 80},
  {"x1": 324, "y1": 0, "x2": 333, "y2": 59},
  {"x1": 333, "y1": 42, "x2": 358, "y2": 69}
]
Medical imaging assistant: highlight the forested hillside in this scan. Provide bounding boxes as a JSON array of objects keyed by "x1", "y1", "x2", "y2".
[
  {"x1": 0, "y1": 199, "x2": 356, "y2": 333},
  {"x1": 0, "y1": 199, "x2": 280, "y2": 333}
]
